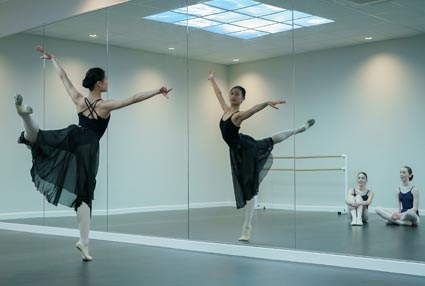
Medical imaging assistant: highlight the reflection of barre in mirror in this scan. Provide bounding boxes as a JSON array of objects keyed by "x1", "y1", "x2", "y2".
[
  {"x1": 375, "y1": 166, "x2": 420, "y2": 226},
  {"x1": 208, "y1": 71, "x2": 315, "y2": 242},
  {"x1": 14, "y1": 46, "x2": 172, "y2": 261},
  {"x1": 262, "y1": 154, "x2": 348, "y2": 213}
]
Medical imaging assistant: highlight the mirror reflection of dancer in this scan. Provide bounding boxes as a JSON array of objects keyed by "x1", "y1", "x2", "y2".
[
  {"x1": 345, "y1": 172, "x2": 374, "y2": 226},
  {"x1": 375, "y1": 166, "x2": 420, "y2": 226},
  {"x1": 14, "y1": 46, "x2": 172, "y2": 261},
  {"x1": 208, "y1": 71, "x2": 315, "y2": 241}
]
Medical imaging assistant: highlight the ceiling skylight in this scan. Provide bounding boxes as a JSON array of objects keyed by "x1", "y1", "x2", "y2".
[
  {"x1": 203, "y1": 24, "x2": 246, "y2": 34},
  {"x1": 228, "y1": 29, "x2": 268, "y2": 39},
  {"x1": 232, "y1": 18, "x2": 275, "y2": 29},
  {"x1": 145, "y1": 11, "x2": 193, "y2": 23},
  {"x1": 144, "y1": 0, "x2": 334, "y2": 39},
  {"x1": 204, "y1": 11, "x2": 251, "y2": 23},
  {"x1": 206, "y1": 0, "x2": 260, "y2": 10},
  {"x1": 236, "y1": 4, "x2": 286, "y2": 17},
  {"x1": 174, "y1": 4, "x2": 224, "y2": 17}
]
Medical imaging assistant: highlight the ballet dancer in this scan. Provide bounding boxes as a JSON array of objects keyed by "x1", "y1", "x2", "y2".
[
  {"x1": 208, "y1": 71, "x2": 315, "y2": 241},
  {"x1": 15, "y1": 46, "x2": 172, "y2": 261}
]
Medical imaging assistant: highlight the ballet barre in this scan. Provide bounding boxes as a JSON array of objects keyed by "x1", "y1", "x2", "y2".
[
  {"x1": 269, "y1": 154, "x2": 348, "y2": 211},
  {"x1": 269, "y1": 168, "x2": 344, "y2": 171}
]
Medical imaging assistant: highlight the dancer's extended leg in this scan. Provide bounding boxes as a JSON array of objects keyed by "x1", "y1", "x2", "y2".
[
  {"x1": 14, "y1": 94, "x2": 39, "y2": 143},
  {"x1": 271, "y1": 119, "x2": 315, "y2": 144}
]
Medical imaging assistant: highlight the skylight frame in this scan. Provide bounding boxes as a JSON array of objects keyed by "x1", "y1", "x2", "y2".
[{"x1": 144, "y1": 0, "x2": 334, "y2": 39}]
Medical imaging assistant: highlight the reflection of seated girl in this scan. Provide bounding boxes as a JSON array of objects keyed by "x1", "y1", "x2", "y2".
[
  {"x1": 345, "y1": 172, "x2": 374, "y2": 226},
  {"x1": 376, "y1": 166, "x2": 420, "y2": 226}
]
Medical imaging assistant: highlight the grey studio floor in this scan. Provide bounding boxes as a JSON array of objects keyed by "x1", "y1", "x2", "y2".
[
  {"x1": 4, "y1": 208, "x2": 425, "y2": 262},
  {"x1": 1, "y1": 228, "x2": 425, "y2": 286}
]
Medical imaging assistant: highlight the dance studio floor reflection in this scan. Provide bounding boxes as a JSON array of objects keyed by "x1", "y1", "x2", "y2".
[{"x1": 4, "y1": 208, "x2": 425, "y2": 262}]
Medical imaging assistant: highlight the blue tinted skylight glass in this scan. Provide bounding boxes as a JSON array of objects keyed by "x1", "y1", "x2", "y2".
[
  {"x1": 261, "y1": 10, "x2": 292, "y2": 22},
  {"x1": 145, "y1": 2, "x2": 334, "y2": 40},
  {"x1": 203, "y1": 24, "x2": 246, "y2": 34},
  {"x1": 227, "y1": 29, "x2": 268, "y2": 39},
  {"x1": 175, "y1": 18, "x2": 220, "y2": 28},
  {"x1": 232, "y1": 18, "x2": 275, "y2": 28},
  {"x1": 262, "y1": 10, "x2": 312, "y2": 22},
  {"x1": 173, "y1": 4, "x2": 224, "y2": 17},
  {"x1": 204, "y1": 11, "x2": 251, "y2": 23},
  {"x1": 236, "y1": 4, "x2": 286, "y2": 17},
  {"x1": 293, "y1": 16, "x2": 334, "y2": 27},
  {"x1": 144, "y1": 11, "x2": 192, "y2": 23},
  {"x1": 256, "y1": 23, "x2": 292, "y2": 33},
  {"x1": 292, "y1": 10, "x2": 312, "y2": 19},
  {"x1": 205, "y1": 0, "x2": 260, "y2": 10}
]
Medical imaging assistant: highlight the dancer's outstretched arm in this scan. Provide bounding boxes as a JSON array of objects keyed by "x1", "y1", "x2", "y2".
[
  {"x1": 233, "y1": 100, "x2": 286, "y2": 126},
  {"x1": 208, "y1": 71, "x2": 229, "y2": 112},
  {"x1": 101, "y1": 87, "x2": 172, "y2": 112},
  {"x1": 36, "y1": 46, "x2": 83, "y2": 106}
]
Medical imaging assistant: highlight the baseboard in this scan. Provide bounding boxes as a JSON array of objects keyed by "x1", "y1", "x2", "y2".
[
  {"x1": 0, "y1": 222, "x2": 424, "y2": 277},
  {"x1": 1, "y1": 203, "x2": 422, "y2": 220},
  {"x1": 0, "y1": 202, "x2": 236, "y2": 220}
]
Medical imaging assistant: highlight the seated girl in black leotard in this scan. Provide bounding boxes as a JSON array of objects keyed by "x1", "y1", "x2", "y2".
[
  {"x1": 208, "y1": 71, "x2": 315, "y2": 241},
  {"x1": 14, "y1": 46, "x2": 172, "y2": 261},
  {"x1": 345, "y1": 172, "x2": 374, "y2": 226},
  {"x1": 376, "y1": 166, "x2": 420, "y2": 226}
]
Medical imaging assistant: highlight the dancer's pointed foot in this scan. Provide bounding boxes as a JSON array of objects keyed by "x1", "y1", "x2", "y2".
[
  {"x1": 238, "y1": 225, "x2": 251, "y2": 241},
  {"x1": 14, "y1": 94, "x2": 33, "y2": 115},
  {"x1": 76, "y1": 241, "x2": 93, "y2": 261},
  {"x1": 301, "y1": 119, "x2": 315, "y2": 132},
  {"x1": 295, "y1": 119, "x2": 315, "y2": 134}
]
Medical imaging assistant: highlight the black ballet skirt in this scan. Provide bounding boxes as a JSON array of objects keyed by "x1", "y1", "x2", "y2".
[
  {"x1": 18, "y1": 98, "x2": 109, "y2": 210},
  {"x1": 219, "y1": 112, "x2": 274, "y2": 209}
]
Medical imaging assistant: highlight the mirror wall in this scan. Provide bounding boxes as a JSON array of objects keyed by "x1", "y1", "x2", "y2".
[
  {"x1": 106, "y1": 0, "x2": 189, "y2": 238},
  {"x1": 292, "y1": 0, "x2": 425, "y2": 261},
  {"x1": 1, "y1": 26, "x2": 45, "y2": 225},
  {"x1": 1, "y1": 0, "x2": 424, "y2": 264},
  {"x1": 41, "y1": 9, "x2": 109, "y2": 231},
  {"x1": 186, "y1": 0, "x2": 296, "y2": 248}
]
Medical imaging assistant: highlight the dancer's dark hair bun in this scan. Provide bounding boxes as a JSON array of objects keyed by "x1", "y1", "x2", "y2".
[{"x1": 82, "y1": 67, "x2": 105, "y2": 91}]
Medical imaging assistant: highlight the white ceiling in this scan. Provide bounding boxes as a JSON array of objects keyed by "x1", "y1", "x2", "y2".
[{"x1": 27, "y1": 0, "x2": 425, "y2": 65}]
